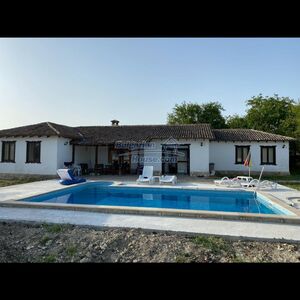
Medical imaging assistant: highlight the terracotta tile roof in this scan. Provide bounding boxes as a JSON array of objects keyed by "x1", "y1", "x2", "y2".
[
  {"x1": 212, "y1": 129, "x2": 295, "y2": 142},
  {"x1": 0, "y1": 122, "x2": 81, "y2": 139},
  {"x1": 73, "y1": 124, "x2": 214, "y2": 144},
  {"x1": 0, "y1": 122, "x2": 294, "y2": 144}
]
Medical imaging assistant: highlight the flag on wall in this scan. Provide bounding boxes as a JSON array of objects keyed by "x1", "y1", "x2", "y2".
[{"x1": 244, "y1": 151, "x2": 252, "y2": 167}]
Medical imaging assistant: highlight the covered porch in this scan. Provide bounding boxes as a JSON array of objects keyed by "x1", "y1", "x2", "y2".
[{"x1": 70, "y1": 143, "x2": 144, "y2": 175}]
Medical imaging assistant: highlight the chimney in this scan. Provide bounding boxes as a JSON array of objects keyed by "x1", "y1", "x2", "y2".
[{"x1": 111, "y1": 119, "x2": 119, "y2": 126}]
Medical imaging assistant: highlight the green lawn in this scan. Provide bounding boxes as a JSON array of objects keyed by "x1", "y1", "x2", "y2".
[
  {"x1": 215, "y1": 170, "x2": 300, "y2": 182},
  {"x1": 263, "y1": 173, "x2": 300, "y2": 181},
  {"x1": 280, "y1": 183, "x2": 300, "y2": 191}
]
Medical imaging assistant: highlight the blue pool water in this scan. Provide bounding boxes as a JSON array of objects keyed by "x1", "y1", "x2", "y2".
[{"x1": 20, "y1": 182, "x2": 291, "y2": 215}]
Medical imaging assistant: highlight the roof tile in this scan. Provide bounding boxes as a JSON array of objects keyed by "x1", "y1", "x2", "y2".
[
  {"x1": 74, "y1": 124, "x2": 214, "y2": 144},
  {"x1": 212, "y1": 129, "x2": 294, "y2": 142},
  {"x1": 0, "y1": 122, "x2": 294, "y2": 144}
]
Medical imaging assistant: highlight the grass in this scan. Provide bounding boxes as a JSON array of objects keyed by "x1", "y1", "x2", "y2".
[
  {"x1": 175, "y1": 255, "x2": 189, "y2": 263},
  {"x1": 192, "y1": 236, "x2": 250, "y2": 262},
  {"x1": 175, "y1": 251, "x2": 193, "y2": 263},
  {"x1": 40, "y1": 235, "x2": 51, "y2": 246},
  {"x1": 281, "y1": 183, "x2": 300, "y2": 191},
  {"x1": 257, "y1": 170, "x2": 300, "y2": 181},
  {"x1": 215, "y1": 170, "x2": 300, "y2": 182},
  {"x1": 42, "y1": 223, "x2": 64, "y2": 233},
  {"x1": 66, "y1": 245, "x2": 77, "y2": 257},
  {"x1": 263, "y1": 174, "x2": 300, "y2": 181},
  {"x1": 192, "y1": 236, "x2": 232, "y2": 255},
  {"x1": 43, "y1": 254, "x2": 56, "y2": 263},
  {"x1": 231, "y1": 255, "x2": 247, "y2": 263},
  {"x1": 214, "y1": 170, "x2": 300, "y2": 192},
  {"x1": 0, "y1": 177, "x2": 48, "y2": 187}
]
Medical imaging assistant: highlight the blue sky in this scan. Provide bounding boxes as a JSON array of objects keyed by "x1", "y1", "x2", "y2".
[{"x1": 0, "y1": 38, "x2": 300, "y2": 129}]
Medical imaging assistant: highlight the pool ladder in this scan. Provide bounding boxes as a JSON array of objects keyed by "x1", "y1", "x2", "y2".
[{"x1": 253, "y1": 191, "x2": 261, "y2": 214}]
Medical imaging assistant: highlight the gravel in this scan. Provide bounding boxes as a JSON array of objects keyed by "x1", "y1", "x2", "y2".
[{"x1": 1, "y1": 221, "x2": 300, "y2": 263}]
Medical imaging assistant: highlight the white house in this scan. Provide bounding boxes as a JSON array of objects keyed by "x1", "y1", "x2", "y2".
[{"x1": 0, "y1": 121, "x2": 294, "y2": 176}]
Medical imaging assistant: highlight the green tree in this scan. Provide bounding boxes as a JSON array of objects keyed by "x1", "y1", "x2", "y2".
[
  {"x1": 245, "y1": 94, "x2": 297, "y2": 136},
  {"x1": 167, "y1": 101, "x2": 226, "y2": 128},
  {"x1": 292, "y1": 101, "x2": 300, "y2": 157},
  {"x1": 293, "y1": 101, "x2": 300, "y2": 139},
  {"x1": 226, "y1": 114, "x2": 248, "y2": 128}
]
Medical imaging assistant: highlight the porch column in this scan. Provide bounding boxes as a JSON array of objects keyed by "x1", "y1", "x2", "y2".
[
  {"x1": 95, "y1": 145, "x2": 98, "y2": 165},
  {"x1": 72, "y1": 144, "x2": 75, "y2": 163}
]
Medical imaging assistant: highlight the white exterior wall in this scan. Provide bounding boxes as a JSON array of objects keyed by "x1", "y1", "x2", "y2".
[
  {"x1": 189, "y1": 139, "x2": 210, "y2": 175},
  {"x1": 0, "y1": 136, "x2": 59, "y2": 175},
  {"x1": 209, "y1": 141, "x2": 290, "y2": 174},
  {"x1": 74, "y1": 145, "x2": 95, "y2": 168},
  {"x1": 0, "y1": 135, "x2": 290, "y2": 176},
  {"x1": 56, "y1": 138, "x2": 73, "y2": 169},
  {"x1": 143, "y1": 139, "x2": 210, "y2": 175}
]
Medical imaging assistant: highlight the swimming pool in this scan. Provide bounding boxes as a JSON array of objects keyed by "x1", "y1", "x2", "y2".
[{"x1": 20, "y1": 182, "x2": 292, "y2": 215}]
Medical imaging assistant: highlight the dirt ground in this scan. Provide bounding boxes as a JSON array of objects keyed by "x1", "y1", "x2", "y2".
[{"x1": 1, "y1": 221, "x2": 300, "y2": 263}]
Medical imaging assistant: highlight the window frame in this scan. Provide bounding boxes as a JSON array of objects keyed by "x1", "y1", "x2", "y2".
[
  {"x1": 260, "y1": 146, "x2": 276, "y2": 165},
  {"x1": 26, "y1": 141, "x2": 41, "y2": 164},
  {"x1": 1, "y1": 141, "x2": 16, "y2": 163},
  {"x1": 235, "y1": 145, "x2": 250, "y2": 164}
]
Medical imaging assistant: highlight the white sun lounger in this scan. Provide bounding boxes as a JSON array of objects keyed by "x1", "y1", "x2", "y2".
[
  {"x1": 260, "y1": 180, "x2": 278, "y2": 189},
  {"x1": 214, "y1": 177, "x2": 242, "y2": 187},
  {"x1": 214, "y1": 176, "x2": 255, "y2": 187},
  {"x1": 241, "y1": 179, "x2": 277, "y2": 189},
  {"x1": 236, "y1": 176, "x2": 253, "y2": 183},
  {"x1": 136, "y1": 166, "x2": 154, "y2": 184},
  {"x1": 159, "y1": 175, "x2": 177, "y2": 185},
  {"x1": 214, "y1": 177, "x2": 232, "y2": 185},
  {"x1": 214, "y1": 176, "x2": 253, "y2": 185}
]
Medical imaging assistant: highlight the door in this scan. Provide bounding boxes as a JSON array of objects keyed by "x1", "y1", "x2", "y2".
[
  {"x1": 162, "y1": 144, "x2": 190, "y2": 175},
  {"x1": 162, "y1": 145, "x2": 177, "y2": 174},
  {"x1": 177, "y1": 147, "x2": 189, "y2": 175},
  {"x1": 109, "y1": 147, "x2": 131, "y2": 174}
]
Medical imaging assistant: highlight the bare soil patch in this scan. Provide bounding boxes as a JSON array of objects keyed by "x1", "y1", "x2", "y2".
[{"x1": 1, "y1": 221, "x2": 300, "y2": 263}]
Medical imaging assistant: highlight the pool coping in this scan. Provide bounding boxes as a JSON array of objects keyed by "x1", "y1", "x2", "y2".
[{"x1": 1, "y1": 180, "x2": 300, "y2": 225}]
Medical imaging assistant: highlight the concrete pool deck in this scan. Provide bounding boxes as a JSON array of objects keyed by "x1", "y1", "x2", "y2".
[
  {"x1": 1, "y1": 178, "x2": 300, "y2": 241},
  {"x1": 1, "y1": 206, "x2": 300, "y2": 242}
]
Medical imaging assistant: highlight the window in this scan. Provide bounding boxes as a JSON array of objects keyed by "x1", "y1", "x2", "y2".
[
  {"x1": 26, "y1": 141, "x2": 41, "y2": 163},
  {"x1": 235, "y1": 146, "x2": 250, "y2": 164},
  {"x1": 261, "y1": 146, "x2": 276, "y2": 165},
  {"x1": 1, "y1": 141, "x2": 15, "y2": 163}
]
